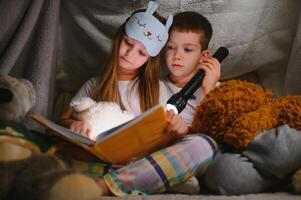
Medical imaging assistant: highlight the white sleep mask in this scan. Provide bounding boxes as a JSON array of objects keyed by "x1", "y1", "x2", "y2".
[{"x1": 125, "y1": 1, "x2": 173, "y2": 56}]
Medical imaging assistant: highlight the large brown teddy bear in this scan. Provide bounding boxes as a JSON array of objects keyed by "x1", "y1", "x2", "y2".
[
  {"x1": 190, "y1": 80, "x2": 301, "y2": 193},
  {"x1": 191, "y1": 80, "x2": 301, "y2": 148},
  {"x1": 0, "y1": 75, "x2": 102, "y2": 200}
]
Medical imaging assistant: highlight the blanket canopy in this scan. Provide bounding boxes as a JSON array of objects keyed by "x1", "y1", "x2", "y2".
[{"x1": 0, "y1": 0, "x2": 300, "y2": 130}]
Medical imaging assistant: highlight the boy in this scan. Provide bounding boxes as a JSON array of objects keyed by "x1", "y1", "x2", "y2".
[
  {"x1": 164, "y1": 12, "x2": 301, "y2": 196},
  {"x1": 160, "y1": 11, "x2": 221, "y2": 195},
  {"x1": 163, "y1": 11, "x2": 221, "y2": 125}
]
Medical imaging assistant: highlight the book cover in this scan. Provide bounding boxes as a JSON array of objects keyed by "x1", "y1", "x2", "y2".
[{"x1": 31, "y1": 105, "x2": 174, "y2": 164}]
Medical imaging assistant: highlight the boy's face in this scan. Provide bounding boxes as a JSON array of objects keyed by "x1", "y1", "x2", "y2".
[{"x1": 166, "y1": 30, "x2": 207, "y2": 84}]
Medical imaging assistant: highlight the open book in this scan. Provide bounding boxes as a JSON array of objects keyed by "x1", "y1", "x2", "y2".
[{"x1": 31, "y1": 105, "x2": 175, "y2": 164}]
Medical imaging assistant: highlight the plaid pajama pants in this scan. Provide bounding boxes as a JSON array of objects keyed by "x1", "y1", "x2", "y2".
[{"x1": 72, "y1": 134, "x2": 217, "y2": 196}]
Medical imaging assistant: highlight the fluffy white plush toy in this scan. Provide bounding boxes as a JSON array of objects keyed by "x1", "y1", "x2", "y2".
[{"x1": 70, "y1": 97, "x2": 135, "y2": 140}]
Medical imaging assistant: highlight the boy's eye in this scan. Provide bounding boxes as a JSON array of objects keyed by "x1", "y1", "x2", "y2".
[{"x1": 184, "y1": 48, "x2": 193, "y2": 52}]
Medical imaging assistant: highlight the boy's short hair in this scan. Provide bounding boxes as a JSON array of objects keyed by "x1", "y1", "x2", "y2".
[{"x1": 170, "y1": 11, "x2": 212, "y2": 50}]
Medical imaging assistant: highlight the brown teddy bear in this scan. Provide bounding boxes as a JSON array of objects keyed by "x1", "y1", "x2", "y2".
[
  {"x1": 191, "y1": 80, "x2": 301, "y2": 148},
  {"x1": 0, "y1": 75, "x2": 102, "y2": 200},
  {"x1": 190, "y1": 80, "x2": 301, "y2": 193}
]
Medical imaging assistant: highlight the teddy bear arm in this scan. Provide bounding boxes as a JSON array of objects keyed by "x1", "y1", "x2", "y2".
[{"x1": 278, "y1": 96, "x2": 301, "y2": 131}]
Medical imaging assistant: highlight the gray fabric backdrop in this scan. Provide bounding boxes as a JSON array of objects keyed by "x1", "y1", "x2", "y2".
[{"x1": 0, "y1": 0, "x2": 300, "y2": 131}]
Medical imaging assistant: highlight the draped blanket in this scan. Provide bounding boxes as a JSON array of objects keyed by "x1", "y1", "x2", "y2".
[{"x1": 0, "y1": 0, "x2": 300, "y2": 131}]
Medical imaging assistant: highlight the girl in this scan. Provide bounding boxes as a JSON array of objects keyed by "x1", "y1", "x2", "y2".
[{"x1": 58, "y1": 2, "x2": 217, "y2": 196}]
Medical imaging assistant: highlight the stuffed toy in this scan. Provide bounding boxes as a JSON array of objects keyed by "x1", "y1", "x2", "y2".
[
  {"x1": 0, "y1": 75, "x2": 102, "y2": 200},
  {"x1": 190, "y1": 79, "x2": 301, "y2": 193},
  {"x1": 70, "y1": 97, "x2": 134, "y2": 140},
  {"x1": 191, "y1": 80, "x2": 301, "y2": 148},
  {"x1": 0, "y1": 75, "x2": 36, "y2": 123}
]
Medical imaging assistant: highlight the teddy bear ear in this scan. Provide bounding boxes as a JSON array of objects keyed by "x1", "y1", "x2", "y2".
[{"x1": 0, "y1": 88, "x2": 13, "y2": 104}]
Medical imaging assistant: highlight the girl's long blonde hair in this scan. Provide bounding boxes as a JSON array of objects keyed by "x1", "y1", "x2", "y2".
[{"x1": 93, "y1": 12, "x2": 164, "y2": 112}]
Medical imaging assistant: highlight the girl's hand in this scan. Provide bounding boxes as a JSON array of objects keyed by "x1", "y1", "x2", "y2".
[
  {"x1": 165, "y1": 110, "x2": 189, "y2": 138},
  {"x1": 70, "y1": 120, "x2": 93, "y2": 139},
  {"x1": 199, "y1": 56, "x2": 221, "y2": 95}
]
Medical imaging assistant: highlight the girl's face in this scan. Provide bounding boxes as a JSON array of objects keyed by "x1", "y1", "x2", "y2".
[{"x1": 118, "y1": 35, "x2": 150, "y2": 79}]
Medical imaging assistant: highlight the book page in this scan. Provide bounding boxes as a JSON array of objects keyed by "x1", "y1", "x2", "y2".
[{"x1": 30, "y1": 114, "x2": 95, "y2": 146}]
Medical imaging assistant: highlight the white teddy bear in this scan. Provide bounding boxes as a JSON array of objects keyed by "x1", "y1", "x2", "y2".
[{"x1": 70, "y1": 97, "x2": 135, "y2": 140}]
